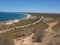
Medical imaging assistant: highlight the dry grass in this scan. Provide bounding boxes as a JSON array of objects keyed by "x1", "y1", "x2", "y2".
[
  {"x1": 0, "y1": 35, "x2": 14, "y2": 45},
  {"x1": 0, "y1": 13, "x2": 60, "y2": 45}
]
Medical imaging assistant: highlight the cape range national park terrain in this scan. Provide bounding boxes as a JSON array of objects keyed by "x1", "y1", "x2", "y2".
[{"x1": 0, "y1": 12, "x2": 60, "y2": 45}]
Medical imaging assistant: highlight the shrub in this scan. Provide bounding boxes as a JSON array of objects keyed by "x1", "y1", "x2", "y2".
[
  {"x1": 52, "y1": 22, "x2": 60, "y2": 38},
  {"x1": 32, "y1": 29, "x2": 46, "y2": 42},
  {"x1": 47, "y1": 38, "x2": 60, "y2": 45}
]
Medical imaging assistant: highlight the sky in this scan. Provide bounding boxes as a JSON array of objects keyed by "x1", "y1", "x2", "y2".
[{"x1": 0, "y1": 0, "x2": 60, "y2": 13}]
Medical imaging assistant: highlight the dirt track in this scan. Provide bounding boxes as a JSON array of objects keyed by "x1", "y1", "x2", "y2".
[
  {"x1": 14, "y1": 21, "x2": 59, "y2": 45},
  {"x1": 0, "y1": 16, "x2": 43, "y2": 34}
]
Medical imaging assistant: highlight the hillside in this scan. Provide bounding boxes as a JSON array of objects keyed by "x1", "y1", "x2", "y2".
[{"x1": 0, "y1": 13, "x2": 60, "y2": 45}]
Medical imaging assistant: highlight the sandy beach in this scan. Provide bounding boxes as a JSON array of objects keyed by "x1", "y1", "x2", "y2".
[{"x1": 6, "y1": 14, "x2": 30, "y2": 25}]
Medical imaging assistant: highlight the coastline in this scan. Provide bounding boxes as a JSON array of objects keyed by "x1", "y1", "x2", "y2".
[
  {"x1": 5, "y1": 14, "x2": 30, "y2": 25},
  {"x1": 21, "y1": 14, "x2": 30, "y2": 20},
  {"x1": 25, "y1": 14, "x2": 31, "y2": 19}
]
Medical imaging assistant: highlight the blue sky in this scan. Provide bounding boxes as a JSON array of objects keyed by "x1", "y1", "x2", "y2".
[{"x1": 0, "y1": 0, "x2": 60, "y2": 13}]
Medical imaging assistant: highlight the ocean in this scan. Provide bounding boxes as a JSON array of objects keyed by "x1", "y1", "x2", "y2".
[{"x1": 0, "y1": 12, "x2": 27, "y2": 22}]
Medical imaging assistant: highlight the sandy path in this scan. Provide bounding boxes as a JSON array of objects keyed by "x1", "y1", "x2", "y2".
[
  {"x1": 14, "y1": 33, "x2": 34, "y2": 45},
  {"x1": 42, "y1": 21, "x2": 59, "y2": 45},
  {"x1": 45, "y1": 21, "x2": 59, "y2": 32}
]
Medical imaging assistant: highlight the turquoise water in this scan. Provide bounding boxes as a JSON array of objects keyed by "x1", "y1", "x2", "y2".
[{"x1": 0, "y1": 12, "x2": 27, "y2": 22}]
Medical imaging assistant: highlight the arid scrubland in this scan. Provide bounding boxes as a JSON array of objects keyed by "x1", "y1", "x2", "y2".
[{"x1": 0, "y1": 13, "x2": 60, "y2": 45}]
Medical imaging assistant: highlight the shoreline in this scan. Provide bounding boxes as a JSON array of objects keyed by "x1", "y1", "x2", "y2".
[
  {"x1": 5, "y1": 14, "x2": 30, "y2": 25},
  {"x1": 20, "y1": 14, "x2": 30, "y2": 20},
  {"x1": 25, "y1": 14, "x2": 31, "y2": 19}
]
